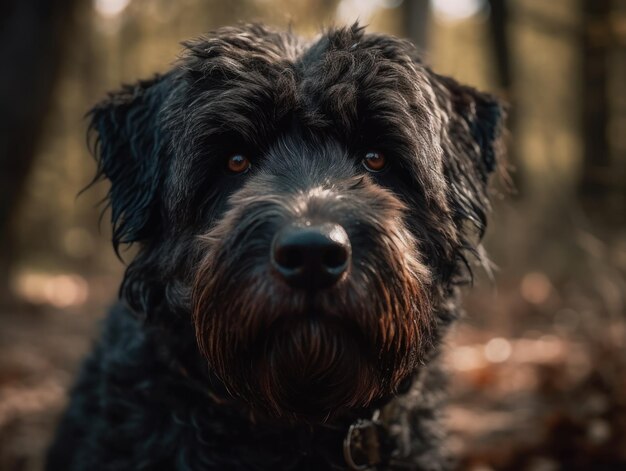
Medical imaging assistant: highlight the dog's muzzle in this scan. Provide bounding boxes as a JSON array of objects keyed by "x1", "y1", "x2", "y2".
[{"x1": 271, "y1": 222, "x2": 351, "y2": 290}]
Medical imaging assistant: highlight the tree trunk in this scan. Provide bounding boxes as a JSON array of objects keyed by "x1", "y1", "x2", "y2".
[
  {"x1": 488, "y1": 0, "x2": 512, "y2": 91},
  {"x1": 401, "y1": 0, "x2": 430, "y2": 52},
  {"x1": 578, "y1": 0, "x2": 611, "y2": 203},
  {"x1": 0, "y1": 0, "x2": 79, "y2": 304}
]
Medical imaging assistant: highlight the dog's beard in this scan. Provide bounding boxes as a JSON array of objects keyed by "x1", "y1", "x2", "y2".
[{"x1": 192, "y1": 245, "x2": 433, "y2": 422}]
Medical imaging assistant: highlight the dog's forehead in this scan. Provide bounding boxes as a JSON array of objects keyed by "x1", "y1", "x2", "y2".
[
  {"x1": 173, "y1": 24, "x2": 444, "y2": 157},
  {"x1": 178, "y1": 24, "x2": 437, "y2": 120}
]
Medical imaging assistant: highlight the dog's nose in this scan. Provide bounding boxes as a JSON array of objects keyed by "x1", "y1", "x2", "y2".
[{"x1": 271, "y1": 223, "x2": 351, "y2": 290}]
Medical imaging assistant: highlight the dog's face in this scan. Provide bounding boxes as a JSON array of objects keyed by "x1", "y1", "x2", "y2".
[{"x1": 90, "y1": 24, "x2": 504, "y2": 421}]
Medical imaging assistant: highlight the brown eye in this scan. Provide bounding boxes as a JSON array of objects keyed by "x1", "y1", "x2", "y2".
[
  {"x1": 362, "y1": 150, "x2": 386, "y2": 172},
  {"x1": 227, "y1": 154, "x2": 251, "y2": 174}
]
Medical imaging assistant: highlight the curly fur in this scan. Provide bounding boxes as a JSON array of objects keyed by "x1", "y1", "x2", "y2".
[{"x1": 47, "y1": 23, "x2": 505, "y2": 470}]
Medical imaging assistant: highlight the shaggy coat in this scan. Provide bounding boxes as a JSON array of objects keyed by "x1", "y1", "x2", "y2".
[{"x1": 47, "y1": 24, "x2": 505, "y2": 470}]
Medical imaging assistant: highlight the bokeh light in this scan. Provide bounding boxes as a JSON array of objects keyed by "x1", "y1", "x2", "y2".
[
  {"x1": 430, "y1": 0, "x2": 487, "y2": 22},
  {"x1": 94, "y1": 0, "x2": 131, "y2": 18}
]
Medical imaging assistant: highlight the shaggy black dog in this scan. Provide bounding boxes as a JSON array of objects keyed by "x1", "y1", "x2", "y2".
[{"x1": 47, "y1": 24, "x2": 505, "y2": 470}]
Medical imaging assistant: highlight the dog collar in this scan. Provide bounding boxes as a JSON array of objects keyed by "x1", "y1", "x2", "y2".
[
  {"x1": 343, "y1": 374, "x2": 416, "y2": 470},
  {"x1": 343, "y1": 409, "x2": 387, "y2": 470}
]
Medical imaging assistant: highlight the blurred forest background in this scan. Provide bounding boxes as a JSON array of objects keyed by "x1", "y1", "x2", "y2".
[{"x1": 0, "y1": 0, "x2": 625, "y2": 470}]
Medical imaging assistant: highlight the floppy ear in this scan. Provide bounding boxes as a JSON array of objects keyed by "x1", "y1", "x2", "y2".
[
  {"x1": 433, "y1": 73, "x2": 507, "y2": 238},
  {"x1": 89, "y1": 74, "x2": 171, "y2": 252}
]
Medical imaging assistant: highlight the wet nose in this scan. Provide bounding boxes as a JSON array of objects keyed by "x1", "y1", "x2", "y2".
[{"x1": 271, "y1": 223, "x2": 351, "y2": 290}]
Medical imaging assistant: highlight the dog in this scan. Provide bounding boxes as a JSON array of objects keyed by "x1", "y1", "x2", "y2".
[{"x1": 46, "y1": 23, "x2": 505, "y2": 470}]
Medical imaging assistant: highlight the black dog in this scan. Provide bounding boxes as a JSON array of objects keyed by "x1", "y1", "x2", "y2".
[{"x1": 47, "y1": 24, "x2": 505, "y2": 470}]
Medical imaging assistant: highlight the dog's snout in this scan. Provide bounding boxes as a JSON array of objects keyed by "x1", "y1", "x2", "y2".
[{"x1": 271, "y1": 223, "x2": 351, "y2": 290}]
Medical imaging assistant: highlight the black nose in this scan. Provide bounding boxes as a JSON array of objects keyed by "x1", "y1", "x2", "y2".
[{"x1": 271, "y1": 223, "x2": 351, "y2": 290}]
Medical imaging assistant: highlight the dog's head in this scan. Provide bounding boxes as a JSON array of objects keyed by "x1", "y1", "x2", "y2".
[{"x1": 90, "y1": 24, "x2": 505, "y2": 421}]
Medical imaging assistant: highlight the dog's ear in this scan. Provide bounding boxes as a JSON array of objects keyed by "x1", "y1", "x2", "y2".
[
  {"x1": 433, "y1": 73, "x2": 507, "y2": 237},
  {"x1": 89, "y1": 74, "x2": 171, "y2": 252}
]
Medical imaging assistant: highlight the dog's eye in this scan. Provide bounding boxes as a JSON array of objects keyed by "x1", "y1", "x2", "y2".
[
  {"x1": 362, "y1": 151, "x2": 387, "y2": 172},
  {"x1": 227, "y1": 154, "x2": 251, "y2": 174}
]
